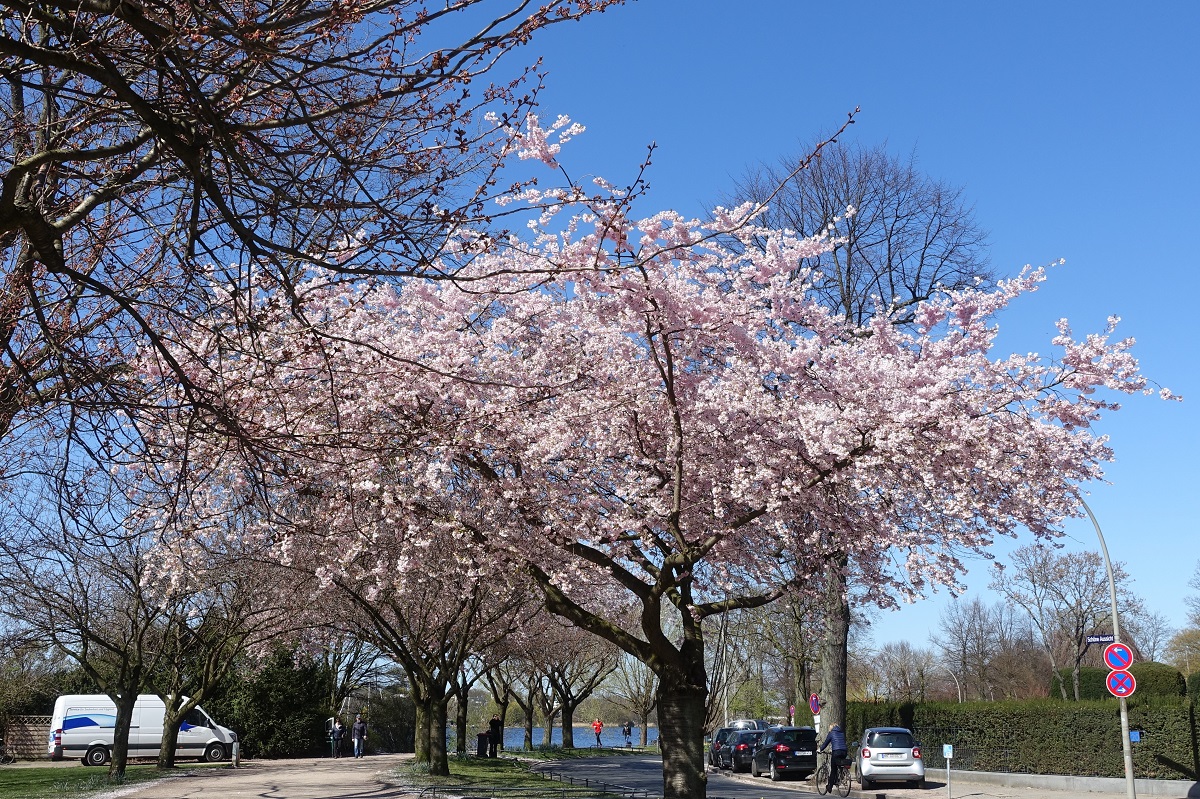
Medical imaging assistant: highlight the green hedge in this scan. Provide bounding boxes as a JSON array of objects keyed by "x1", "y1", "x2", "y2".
[
  {"x1": 1129, "y1": 663, "x2": 1187, "y2": 698},
  {"x1": 1189, "y1": 672, "x2": 1200, "y2": 698},
  {"x1": 846, "y1": 697, "x2": 1198, "y2": 779}
]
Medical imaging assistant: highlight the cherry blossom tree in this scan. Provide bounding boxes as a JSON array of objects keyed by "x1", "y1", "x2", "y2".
[
  {"x1": 134, "y1": 116, "x2": 1169, "y2": 796},
  {"x1": 0, "y1": 0, "x2": 623, "y2": 509}
]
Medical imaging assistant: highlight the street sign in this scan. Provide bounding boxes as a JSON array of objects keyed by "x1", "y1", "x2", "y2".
[
  {"x1": 943, "y1": 744, "x2": 954, "y2": 759},
  {"x1": 1106, "y1": 669, "x2": 1137, "y2": 697},
  {"x1": 1086, "y1": 634, "x2": 1116, "y2": 644},
  {"x1": 1103, "y1": 642, "x2": 1134, "y2": 671},
  {"x1": 809, "y1": 693, "x2": 821, "y2": 715}
]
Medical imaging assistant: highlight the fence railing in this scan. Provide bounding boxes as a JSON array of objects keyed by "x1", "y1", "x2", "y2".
[{"x1": 3, "y1": 715, "x2": 51, "y2": 760}]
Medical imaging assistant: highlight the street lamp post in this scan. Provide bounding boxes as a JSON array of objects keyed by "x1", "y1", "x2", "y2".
[{"x1": 1080, "y1": 497, "x2": 1136, "y2": 799}]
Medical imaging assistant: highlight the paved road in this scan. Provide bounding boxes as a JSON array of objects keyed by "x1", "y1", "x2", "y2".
[{"x1": 534, "y1": 755, "x2": 943, "y2": 798}]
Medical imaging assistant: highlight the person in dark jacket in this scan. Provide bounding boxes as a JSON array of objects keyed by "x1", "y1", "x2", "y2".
[
  {"x1": 352, "y1": 714, "x2": 368, "y2": 758},
  {"x1": 819, "y1": 723, "x2": 848, "y2": 791},
  {"x1": 330, "y1": 718, "x2": 345, "y2": 758},
  {"x1": 488, "y1": 714, "x2": 502, "y2": 757}
]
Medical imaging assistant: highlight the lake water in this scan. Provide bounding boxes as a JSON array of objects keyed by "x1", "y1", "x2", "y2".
[{"x1": 491, "y1": 725, "x2": 654, "y2": 750}]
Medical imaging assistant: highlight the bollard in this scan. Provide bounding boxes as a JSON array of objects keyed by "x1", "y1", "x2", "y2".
[{"x1": 232, "y1": 741, "x2": 241, "y2": 768}]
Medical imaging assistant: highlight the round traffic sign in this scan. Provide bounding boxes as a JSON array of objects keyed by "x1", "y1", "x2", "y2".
[
  {"x1": 1103, "y1": 642, "x2": 1134, "y2": 671},
  {"x1": 809, "y1": 693, "x2": 821, "y2": 715},
  {"x1": 1106, "y1": 669, "x2": 1137, "y2": 697}
]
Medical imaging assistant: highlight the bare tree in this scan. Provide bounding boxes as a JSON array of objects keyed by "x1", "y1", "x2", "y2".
[
  {"x1": 1123, "y1": 609, "x2": 1175, "y2": 663},
  {"x1": 990, "y1": 544, "x2": 1140, "y2": 700},
  {"x1": 722, "y1": 140, "x2": 992, "y2": 733},
  {"x1": 607, "y1": 652, "x2": 657, "y2": 747},
  {"x1": 540, "y1": 621, "x2": 620, "y2": 748}
]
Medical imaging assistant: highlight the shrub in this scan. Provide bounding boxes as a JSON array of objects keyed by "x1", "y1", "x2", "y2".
[
  {"x1": 1052, "y1": 667, "x2": 1108, "y2": 700},
  {"x1": 1128, "y1": 662, "x2": 1186, "y2": 698}
]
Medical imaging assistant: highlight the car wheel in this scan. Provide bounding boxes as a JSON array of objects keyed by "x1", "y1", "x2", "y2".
[
  {"x1": 751, "y1": 758, "x2": 761, "y2": 777},
  {"x1": 911, "y1": 777, "x2": 926, "y2": 789},
  {"x1": 861, "y1": 777, "x2": 873, "y2": 791},
  {"x1": 84, "y1": 746, "x2": 109, "y2": 767},
  {"x1": 204, "y1": 743, "x2": 226, "y2": 763},
  {"x1": 770, "y1": 759, "x2": 782, "y2": 781}
]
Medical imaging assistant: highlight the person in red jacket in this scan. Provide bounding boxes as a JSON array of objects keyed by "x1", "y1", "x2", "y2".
[{"x1": 591, "y1": 719, "x2": 603, "y2": 747}]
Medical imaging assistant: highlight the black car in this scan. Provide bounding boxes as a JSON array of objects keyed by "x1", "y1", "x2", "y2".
[
  {"x1": 707, "y1": 727, "x2": 734, "y2": 766},
  {"x1": 750, "y1": 726, "x2": 818, "y2": 781},
  {"x1": 718, "y1": 728, "x2": 765, "y2": 772}
]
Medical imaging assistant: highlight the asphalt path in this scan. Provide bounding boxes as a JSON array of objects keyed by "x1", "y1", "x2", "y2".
[{"x1": 532, "y1": 754, "x2": 829, "y2": 798}]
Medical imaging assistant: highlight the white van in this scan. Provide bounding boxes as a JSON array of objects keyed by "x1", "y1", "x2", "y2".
[{"x1": 48, "y1": 694, "x2": 238, "y2": 766}]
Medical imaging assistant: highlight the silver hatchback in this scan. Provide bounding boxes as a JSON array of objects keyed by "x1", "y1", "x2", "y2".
[{"x1": 856, "y1": 726, "x2": 924, "y2": 789}]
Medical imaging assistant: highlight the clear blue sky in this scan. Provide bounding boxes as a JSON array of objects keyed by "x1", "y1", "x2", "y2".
[{"x1": 519, "y1": 0, "x2": 1200, "y2": 651}]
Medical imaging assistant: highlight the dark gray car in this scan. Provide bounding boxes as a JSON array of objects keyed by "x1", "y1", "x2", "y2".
[
  {"x1": 718, "y1": 728, "x2": 765, "y2": 772},
  {"x1": 708, "y1": 726, "x2": 735, "y2": 766},
  {"x1": 750, "y1": 726, "x2": 818, "y2": 781}
]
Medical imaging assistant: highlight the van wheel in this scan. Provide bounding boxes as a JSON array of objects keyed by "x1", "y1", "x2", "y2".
[
  {"x1": 204, "y1": 743, "x2": 226, "y2": 762},
  {"x1": 84, "y1": 746, "x2": 110, "y2": 767}
]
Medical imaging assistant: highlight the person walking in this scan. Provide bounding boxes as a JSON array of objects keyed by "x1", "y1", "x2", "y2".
[
  {"x1": 488, "y1": 713, "x2": 503, "y2": 757},
  {"x1": 591, "y1": 718, "x2": 604, "y2": 747},
  {"x1": 622, "y1": 722, "x2": 632, "y2": 747},
  {"x1": 819, "y1": 722, "x2": 848, "y2": 792},
  {"x1": 352, "y1": 714, "x2": 368, "y2": 758},
  {"x1": 330, "y1": 718, "x2": 345, "y2": 758}
]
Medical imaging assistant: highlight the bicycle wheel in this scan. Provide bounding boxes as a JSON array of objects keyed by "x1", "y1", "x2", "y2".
[
  {"x1": 837, "y1": 764, "x2": 852, "y2": 797},
  {"x1": 815, "y1": 762, "x2": 830, "y2": 795},
  {"x1": 1, "y1": 748, "x2": 16, "y2": 765}
]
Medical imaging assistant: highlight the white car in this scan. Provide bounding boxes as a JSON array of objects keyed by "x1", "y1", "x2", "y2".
[{"x1": 856, "y1": 726, "x2": 924, "y2": 789}]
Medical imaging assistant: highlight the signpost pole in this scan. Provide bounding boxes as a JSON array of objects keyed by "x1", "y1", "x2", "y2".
[
  {"x1": 1081, "y1": 498, "x2": 1136, "y2": 799},
  {"x1": 943, "y1": 744, "x2": 954, "y2": 799}
]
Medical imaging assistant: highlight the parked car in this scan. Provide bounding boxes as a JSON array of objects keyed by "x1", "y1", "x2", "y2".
[
  {"x1": 718, "y1": 729, "x2": 765, "y2": 772},
  {"x1": 707, "y1": 727, "x2": 734, "y2": 766},
  {"x1": 856, "y1": 726, "x2": 925, "y2": 789},
  {"x1": 750, "y1": 726, "x2": 818, "y2": 781}
]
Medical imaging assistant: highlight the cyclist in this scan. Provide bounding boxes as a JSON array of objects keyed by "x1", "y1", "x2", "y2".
[{"x1": 818, "y1": 722, "x2": 848, "y2": 792}]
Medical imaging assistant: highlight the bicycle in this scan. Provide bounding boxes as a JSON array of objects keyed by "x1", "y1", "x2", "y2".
[
  {"x1": 814, "y1": 751, "x2": 852, "y2": 797},
  {"x1": 0, "y1": 738, "x2": 17, "y2": 765}
]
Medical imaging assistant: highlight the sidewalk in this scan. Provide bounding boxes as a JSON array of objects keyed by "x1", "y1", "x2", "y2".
[{"x1": 857, "y1": 772, "x2": 1200, "y2": 799}]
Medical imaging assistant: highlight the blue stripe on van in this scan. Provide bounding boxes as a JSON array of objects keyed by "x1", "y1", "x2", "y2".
[{"x1": 63, "y1": 714, "x2": 116, "y2": 730}]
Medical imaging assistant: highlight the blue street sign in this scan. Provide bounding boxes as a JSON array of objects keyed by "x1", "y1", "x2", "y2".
[
  {"x1": 809, "y1": 693, "x2": 821, "y2": 715},
  {"x1": 1103, "y1": 642, "x2": 1134, "y2": 671},
  {"x1": 1106, "y1": 669, "x2": 1136, "y2": 698}
]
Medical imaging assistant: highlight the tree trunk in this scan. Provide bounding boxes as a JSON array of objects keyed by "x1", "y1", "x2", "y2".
[
  {"x1": 454, "y1": 686, "x2": 469, "y2": 755},
  {"x1": 413, "y1": 699, "x2": 430, "y2": 764},
  {"x1": 107, "y1": 689, "x2": 138, "y2": 780},
  {"x1": 821, "y1": 555, "x2": 850, "y2": 734},
  {"x1": 429, "y1": 697, "x2": 449, "y2": 776},
  {"x1": 158, "y1": 714, "x2": 180, "y2": 769},
  {"x1": 656, "y1": 683, "x2": 708, "y2": 799},
  {"x1": 541, "y1": 709, "x2": 556, "y2": 746},
  {"x1": 561, "y1": 704, "x2": 576, "y2": 748}
]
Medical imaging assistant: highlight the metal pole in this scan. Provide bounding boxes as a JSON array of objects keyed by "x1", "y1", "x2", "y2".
[{"x1": 1080, "y1": 497, "x2": 1136, "y2": 799}]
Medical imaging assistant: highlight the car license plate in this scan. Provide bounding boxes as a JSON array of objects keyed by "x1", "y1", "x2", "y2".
[
  {"x1": 883, "y1": 753, "x2": 904, "y2": 760},
  {"x1": 795, "y1": 749, "x2": 812, "y2": 755}
]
